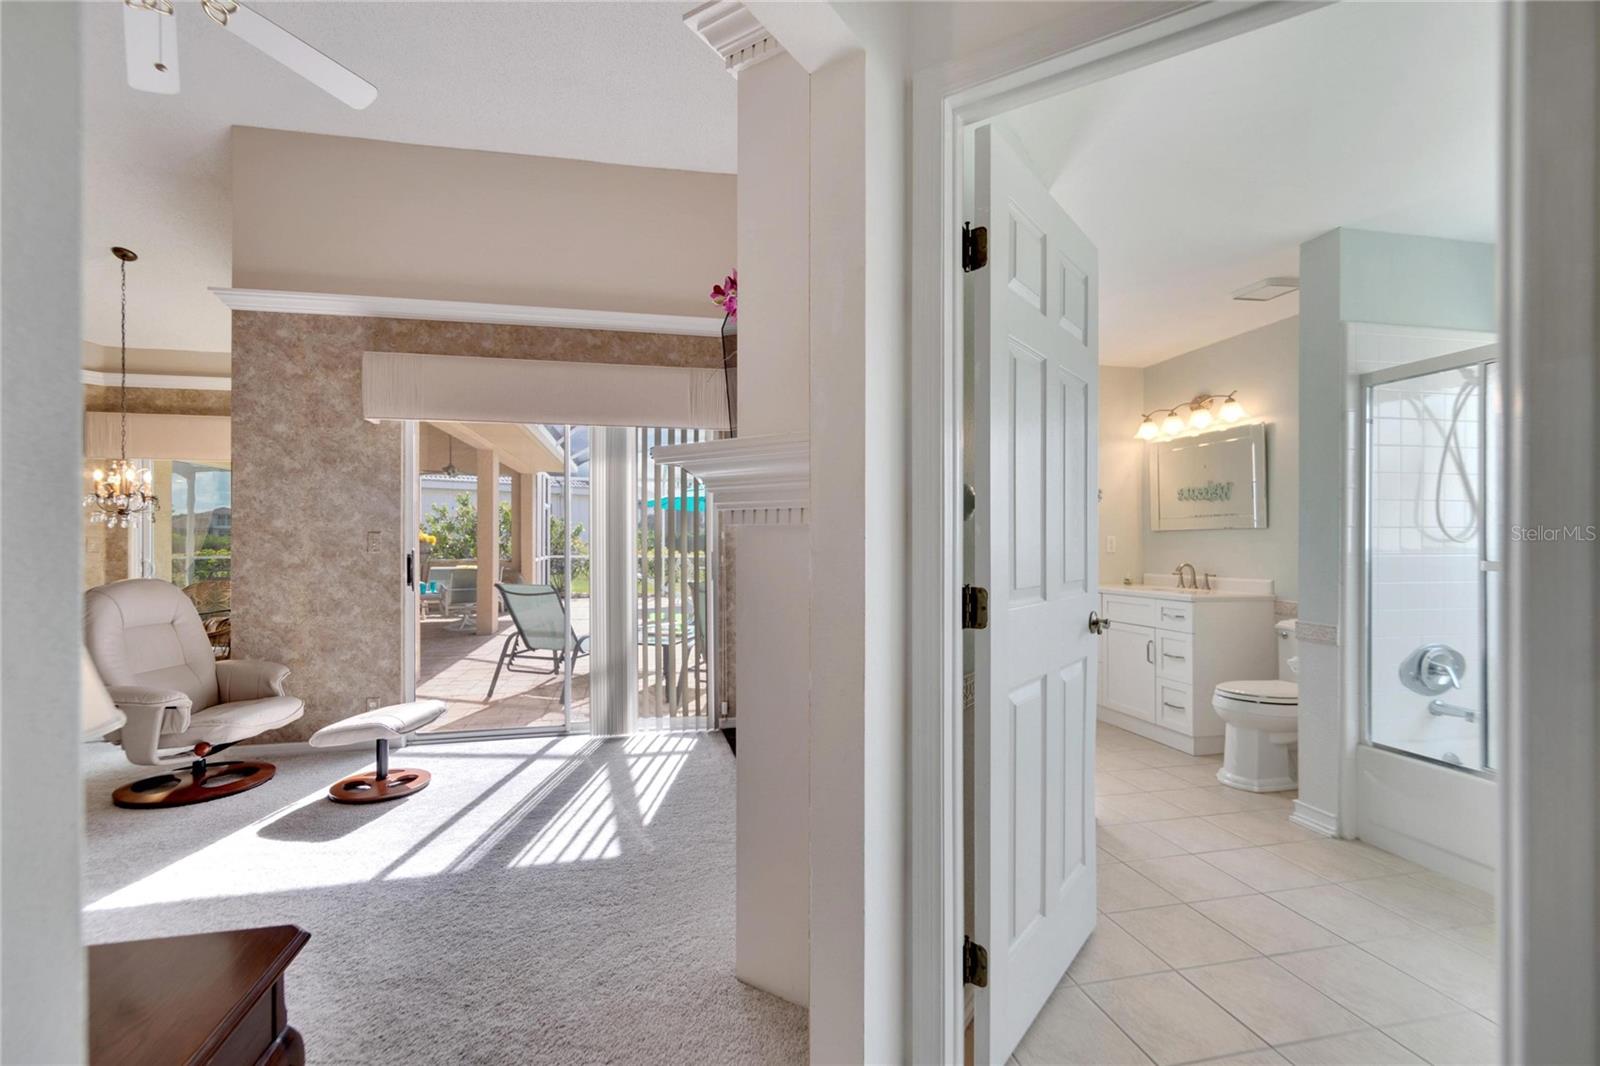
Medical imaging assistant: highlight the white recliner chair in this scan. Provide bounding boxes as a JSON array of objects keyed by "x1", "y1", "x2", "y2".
[{"x1": 85, "y1": 579, "x2": 304, "y2": 809}]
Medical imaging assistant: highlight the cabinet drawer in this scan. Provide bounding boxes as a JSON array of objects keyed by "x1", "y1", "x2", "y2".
[
  {"x1": 1156, "y1": 632, "x2": 1193, "y2": 682},
  {"x1": 1152, "y1": 599, "x2": 1196, "y2": 633},
  {"x1": 1157, "y1": 682, "x2": 1194, "y2": 733},
  {"x1": 1102, "y1": 594, "x2": 1157, "y2": 629}
]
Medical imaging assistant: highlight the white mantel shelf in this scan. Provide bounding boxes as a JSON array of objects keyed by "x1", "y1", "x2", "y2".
[{"x1": 652, "y1": 432, "x2": 809, "y2": 514}]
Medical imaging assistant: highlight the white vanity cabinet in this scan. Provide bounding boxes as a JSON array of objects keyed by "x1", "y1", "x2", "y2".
[{"x1": 1094, "y1": 582, "x2": 1277, "y2": 755}]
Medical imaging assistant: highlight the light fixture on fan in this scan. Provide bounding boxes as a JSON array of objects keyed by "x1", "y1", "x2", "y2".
[
  {"x1": 442, "y1": 435, "x2": 460, "y2": 478},
  {"x1": 85, "y1": 247, "x2": 160, "y2": 528},
  {"x1": 1134, "y1": 391, "x2": 1249, "y2": 442}
]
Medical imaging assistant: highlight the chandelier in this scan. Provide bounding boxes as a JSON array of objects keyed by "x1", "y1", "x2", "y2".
[{"x1": 84, "y1": 247, "x2": 160, "y2": 527}]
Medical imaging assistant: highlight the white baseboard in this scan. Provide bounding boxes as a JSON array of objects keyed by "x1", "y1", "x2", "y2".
[
  {"x1": 1358, "y1": 820, "x2": 1496, "y2": 893},
  {"x1": 1291, "y1": 799, "x2": 1339, "y2": 837},
  {"x1": 1097, "y1": 706, "x2": 1223, "y2": 756}
]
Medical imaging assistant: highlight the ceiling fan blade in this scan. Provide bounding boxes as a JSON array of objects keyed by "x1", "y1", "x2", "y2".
[
  {"x1": 123, "y1": 4, "x2": 180, "y2": 95},
  {"x1": 220, "y1": 3, "x2": 377, "y2": 110}
]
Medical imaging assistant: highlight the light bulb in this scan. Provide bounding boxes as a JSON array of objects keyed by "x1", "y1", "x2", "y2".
[
  {"x1": 1220, "y1": 397, "x2": 1246, "y2": 422},
  {"x1": 93, "y1": 469, "x2": 104, "y2": 481},
  {"x1": 1135, "y1": 419, "x2": 1160, "y2": 441},
  {"x1": 1161, "y1": 412, "x2": 1185, "y2": 436},
  {"x1": 1188, "y1": 405, "x2": 1213, "y2": 430}
]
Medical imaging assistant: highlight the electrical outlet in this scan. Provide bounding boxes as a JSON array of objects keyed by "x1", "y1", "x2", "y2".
[
  {"x1": 366, "y1": 696, "x2": 382, "y2": 712},
  {"x1": 1106, "y1": 535, "x2": 1118, "y2": 554},
  {"x1": 366, "y1": 531, "x2": 382, "y2": 553}
]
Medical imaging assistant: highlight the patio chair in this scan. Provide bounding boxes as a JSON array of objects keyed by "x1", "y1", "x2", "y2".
[
  {"x1": 486, "y1": 583, "x2": 589, "y2": 699},
  {"x1": 439, "y1": 565, "x2": 478, "y2": 630}
]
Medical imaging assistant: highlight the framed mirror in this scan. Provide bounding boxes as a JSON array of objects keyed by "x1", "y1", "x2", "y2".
[{"x1": 1147, "y1": 422, "x2": 1267, "y2": 531}]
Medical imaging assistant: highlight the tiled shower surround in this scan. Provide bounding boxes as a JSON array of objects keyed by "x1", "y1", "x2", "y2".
[{"x1": 1365, "y1": 366, "x2": 1493, "y2": 769}]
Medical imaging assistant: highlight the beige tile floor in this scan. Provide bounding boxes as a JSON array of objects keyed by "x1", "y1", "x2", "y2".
[{"x1": 1012, "y1": 722, "x2": 1498, "y2": 1066}]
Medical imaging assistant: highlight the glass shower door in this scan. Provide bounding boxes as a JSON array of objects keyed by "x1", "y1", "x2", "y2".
[{"x1": 1364, "y1": 351, "x2": 1499, "y2": 772}]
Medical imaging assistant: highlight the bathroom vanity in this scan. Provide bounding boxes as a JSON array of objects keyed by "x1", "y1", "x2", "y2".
[{"x1": 1096, "y1": 576, "x2": 1278, "y2": 754}]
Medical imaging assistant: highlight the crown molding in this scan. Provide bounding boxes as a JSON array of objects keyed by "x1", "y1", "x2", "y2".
[
  {"x1": 210, "y1": 288, "x2": 725, "y2": 338},
  {"x1": 81, "y1": 370, "x2": 231, "y2": 391},
  {"x1": 652, "y1": 431, "x2": 808, "y2": 511},
  {"x1": 683, "y1": 1, "x2": 784, "y2": 75}
]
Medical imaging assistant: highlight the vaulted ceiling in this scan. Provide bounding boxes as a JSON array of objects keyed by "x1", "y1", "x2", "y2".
[
  {"x1": 1001, "y1": 1, "x2": 1499, "y2": 367},
  {"x1": 82, "y1": 2, "x2": 735, "y2": 355}
]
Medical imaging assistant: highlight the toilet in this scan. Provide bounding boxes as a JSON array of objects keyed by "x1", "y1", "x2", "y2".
[{"x1": 1213, "y1": 619, "x2": 1299, "y2": 792}]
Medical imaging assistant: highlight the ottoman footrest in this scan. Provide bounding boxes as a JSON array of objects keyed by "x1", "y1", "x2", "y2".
[{"x1": 308, "y1": 700, "x2": 446, "y2": 803}]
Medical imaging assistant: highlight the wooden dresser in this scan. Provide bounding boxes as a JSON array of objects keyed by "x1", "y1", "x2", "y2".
[{"x1": 90, "y1": 925, "x2": 310, "y2": 1066}]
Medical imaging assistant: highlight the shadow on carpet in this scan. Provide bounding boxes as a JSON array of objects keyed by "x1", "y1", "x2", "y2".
[{"x1": 82, "y1": 733, "x2": 805, "y2": 1065}]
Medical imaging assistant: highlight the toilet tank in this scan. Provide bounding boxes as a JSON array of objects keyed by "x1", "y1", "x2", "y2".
[{"x1": 1275, "y1": 619, "x2": 1299, "y2": 680}]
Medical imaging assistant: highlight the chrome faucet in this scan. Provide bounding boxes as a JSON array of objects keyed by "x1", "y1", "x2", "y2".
[{"x1": 1174, "y1": 562, "x2": 1198, "y2": 590}]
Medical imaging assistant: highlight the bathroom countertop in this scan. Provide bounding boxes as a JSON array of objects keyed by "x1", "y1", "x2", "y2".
[{"x1": 1100, "y1": 576, "x2": 1275, "y2": 602}]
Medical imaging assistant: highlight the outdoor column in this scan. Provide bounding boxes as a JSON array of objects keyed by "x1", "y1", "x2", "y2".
[
  {"x1": 588, "y1": 426, "x2": 637, "y2": 735},
  {"x1": 513, "y1": 471, "x2": 535, "y2": 584},
  {"x1": 475, "y1": 448, "x2": 499, "y2": 635}
]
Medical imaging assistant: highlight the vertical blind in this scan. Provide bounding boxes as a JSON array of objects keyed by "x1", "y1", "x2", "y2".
[{"x1": 636, "y1": 427, "x2": 715, "y2": 729}]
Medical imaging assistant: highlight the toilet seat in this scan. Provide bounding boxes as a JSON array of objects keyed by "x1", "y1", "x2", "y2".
[{"x1": 1214, "y1": 679, "x2": 1298, "y2": 706}]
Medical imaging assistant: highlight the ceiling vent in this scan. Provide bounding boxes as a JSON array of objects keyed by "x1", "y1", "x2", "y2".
[{"x1": 1232, "y1": 277, "x2": 1300, "y2": 302}]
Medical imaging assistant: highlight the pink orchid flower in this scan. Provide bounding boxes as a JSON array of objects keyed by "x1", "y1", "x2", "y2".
[{"x1": 710, "y1": 270, "x2": 738, "y2": 320}]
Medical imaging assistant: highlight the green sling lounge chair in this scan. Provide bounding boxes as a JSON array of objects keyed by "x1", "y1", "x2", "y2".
[{"x1": 486, "y1": 583, "x2": 590, "y2": 699}]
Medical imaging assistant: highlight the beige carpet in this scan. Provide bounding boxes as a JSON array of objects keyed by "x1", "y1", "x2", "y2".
[{"x1": 82, "y1": 732, "x2": 806, "y2": 1065}]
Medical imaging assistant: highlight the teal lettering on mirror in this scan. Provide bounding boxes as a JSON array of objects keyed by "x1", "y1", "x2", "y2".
[{"x1": 1176, "y1": 480, "x2": 1233, "y2": 503}]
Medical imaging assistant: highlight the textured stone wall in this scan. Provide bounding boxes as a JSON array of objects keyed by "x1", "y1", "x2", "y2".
[
  {"x1": 232, "y1": 311, "x2": 722, "y2": 742},
  {"x1": 83, "y1": 384, "x2": 231, "y2": 416}
]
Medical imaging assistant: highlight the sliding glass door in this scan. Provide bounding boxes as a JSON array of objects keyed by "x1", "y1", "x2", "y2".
[{"x1": 412, "y1": 422, "x2": 714, "y2": 739}]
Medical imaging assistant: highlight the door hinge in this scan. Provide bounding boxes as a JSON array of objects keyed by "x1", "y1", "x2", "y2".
[
  {"x1": 963, "y1": 936, "x2": 990, "y2": 988},
  {"x1": 962, "y1": 584, "x2": 989, "y2": 630},
  {"x1": 962, "y1": 223, "x2": 988, "y2": 272}
]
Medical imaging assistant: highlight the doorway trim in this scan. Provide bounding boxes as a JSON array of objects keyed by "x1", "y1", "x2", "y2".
[{"x1": 905, "y1": 2, "x2": 1521, "y2": 1060}]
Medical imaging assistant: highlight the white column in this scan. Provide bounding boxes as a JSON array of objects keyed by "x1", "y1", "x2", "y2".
[
  {"x1": 513, "y1": 471, "x2": 535, "y2": 582},
  {"x1": 588, "y1": 427, "x2": 638, "y2": 735}
]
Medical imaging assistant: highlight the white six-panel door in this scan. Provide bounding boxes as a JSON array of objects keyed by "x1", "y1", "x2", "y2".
[{"x1": 971, "y1": 124, "x2": 1100, "y2": 1063}]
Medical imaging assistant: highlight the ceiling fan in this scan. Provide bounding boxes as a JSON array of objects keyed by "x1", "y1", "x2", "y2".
[{"x1": 122, "y1": 0, "x2": 377, "y2": 110}]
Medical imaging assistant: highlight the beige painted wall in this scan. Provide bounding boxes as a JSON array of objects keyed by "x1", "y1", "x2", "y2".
[
  {"x1": 1098, "y1": 366, "x2": 1146, "y2": 585},
  {"x1": 231, "y1": 128, "x2": 736, "y2": 318},
  {"x1": 1137, "y1": 316, "x2": 1300, "y2": 600}
]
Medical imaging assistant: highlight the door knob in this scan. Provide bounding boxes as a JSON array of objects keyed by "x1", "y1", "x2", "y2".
[{"x1": 1088, "y1": 611, "x2": 1111, "y2": 635}]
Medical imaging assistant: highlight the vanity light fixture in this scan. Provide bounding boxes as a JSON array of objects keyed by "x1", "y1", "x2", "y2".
[{"x1": 1135, "y1": 391, "x2": 1249, "y2": 442}]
